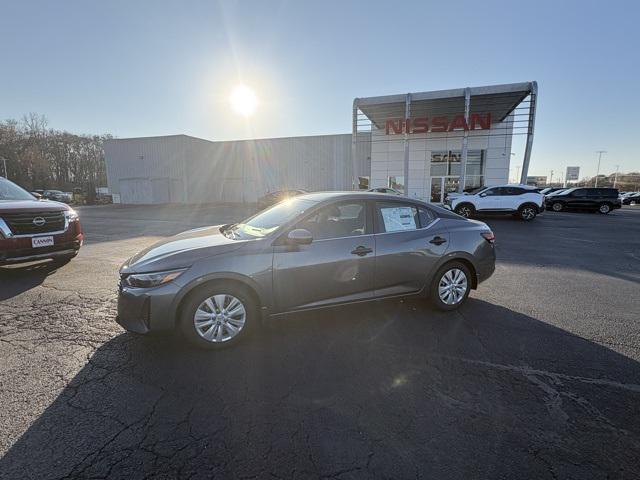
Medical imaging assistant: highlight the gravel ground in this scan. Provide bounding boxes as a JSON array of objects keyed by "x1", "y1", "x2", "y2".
[{"x1": 1, "y1": 204, "x2": 639, "y2": 479}]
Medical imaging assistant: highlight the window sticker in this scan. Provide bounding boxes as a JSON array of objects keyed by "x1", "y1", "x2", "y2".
[{"x1": 381, "y1": 207, "x2": 416, "y2": 232}]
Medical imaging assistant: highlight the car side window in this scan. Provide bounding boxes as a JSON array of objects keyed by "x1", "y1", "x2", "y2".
[
  {"x1": 418, "y1": 207, "x2": 436, "y2": 227},
  {"x1": 376, "y1": 202, "x2": 419, "y2": 233},
  {"x1": 296, "y1": 201, "x2": 366, "y2": 240},
  {"x1": 571, "y1": 189, "x2": 586, "y2": 198},
  {"x1": 483, "y1": 187, "x2": 502, "y2": 196}
]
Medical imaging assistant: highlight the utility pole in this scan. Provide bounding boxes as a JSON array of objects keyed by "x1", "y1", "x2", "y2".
[
  {"x1": 1, "y1": 157, "x2": 7, "y2": 179},
  {"x1": 549, "y1": 170, "x2": 553, "y2": 185},
  {"x1": 595, "y1": 150, "x2": 607, "y2": 187},
  {"x1": 613, "y1": 165, "x2": 620, "y2": 188}
]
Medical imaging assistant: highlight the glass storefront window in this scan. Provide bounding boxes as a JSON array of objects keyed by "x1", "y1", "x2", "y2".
[{"x1": 430, "y1": 150, "x2": 485, "y2": 185}]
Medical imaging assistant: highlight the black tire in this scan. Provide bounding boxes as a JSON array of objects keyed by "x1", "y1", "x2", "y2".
[
  {"x1": 430, "y1": 261, "x2": 472, "y2": 311},
  {"x1": 518, "y1": 204, "x2": 538, "y2": 221},
  {"x1": 454, "y1": 203, "x2": 475, "y2": 218},
  {"x1": 551, "y1": 202, "x2": 563, "y2": 212},
  {"x1": 179, "y1": 282, "x2": 258, "y2": 350},
  {"x1": 598, "y1": 203, "x2": 612, "y2": 214}
]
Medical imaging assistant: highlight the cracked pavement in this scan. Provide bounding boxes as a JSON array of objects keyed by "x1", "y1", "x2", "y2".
[{"x1": 1, "y1": 204, "x2": 639, "y2": 479}]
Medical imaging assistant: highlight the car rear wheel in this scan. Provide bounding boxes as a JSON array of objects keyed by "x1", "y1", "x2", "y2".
[
  {"x1": 454, "y1": 204, "x2": 474, "y2": 218},
  {"x1": 598, "y1": 203, "x2": 611, "y2": 214},
  {"x1": 551, "y1": 202, "x2": 563, "y2": 212},
  {"x1": 518, "y1": 204, "x2": 537, "y2": 221},
  {"x1": 180, "y1": 283, "x2": 257, "y2": 349},
  {"x1": 430, "y1": 262, "x2": 471, "y2": 311}
]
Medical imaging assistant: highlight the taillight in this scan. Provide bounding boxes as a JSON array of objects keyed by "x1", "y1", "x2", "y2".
[{"x1": 481, "y1": 231, "x2": 495, "y2": 244}]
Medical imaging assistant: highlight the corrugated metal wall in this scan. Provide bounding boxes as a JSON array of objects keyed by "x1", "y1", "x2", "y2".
[{"x1": 105, "y1": 134, "x2": 370, "y2": 204}]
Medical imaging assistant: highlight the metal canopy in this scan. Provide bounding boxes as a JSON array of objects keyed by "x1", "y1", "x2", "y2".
[{"x1": 356, "y1": 82, "x2": 534, "y2": 130}]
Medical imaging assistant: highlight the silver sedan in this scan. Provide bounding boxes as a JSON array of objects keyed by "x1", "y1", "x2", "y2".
[{"x1": 116, "y1": 192, "x2": 496, "y2": 349}]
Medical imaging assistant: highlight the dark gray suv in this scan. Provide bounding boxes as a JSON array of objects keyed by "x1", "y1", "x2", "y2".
[{"x1": 117, "y1": 192, "x2": 496, "y2": 349}]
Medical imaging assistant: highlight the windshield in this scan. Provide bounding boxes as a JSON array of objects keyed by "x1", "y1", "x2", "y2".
[
  {"x1": 223, "y1": 197, "x2": 317, "y2": 239},
  {"x1": 0, "y1": 177, "x2": 37, "y2": 201}
]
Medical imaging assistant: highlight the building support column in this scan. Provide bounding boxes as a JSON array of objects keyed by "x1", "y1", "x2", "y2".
[
  {"x1": 520, "y1": 81, "x2": 538, "y2": 184},
  {"x1": 403, "y1": 93, "x2": 411, "y2": 195},
  {"x1": 458, "y1": 87, "x2": 471, "y2": 193},
  {"x1": 351, "y1": 99, "x2": 359, "y2": 190}
]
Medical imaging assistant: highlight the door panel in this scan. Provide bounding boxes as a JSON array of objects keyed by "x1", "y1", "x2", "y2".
[
  {"x1": 373, "y1": 202, "x2": 449, "y2": 296},
  {"x1": 273, "y1": 235, "x2": 375, "y2": 311}
]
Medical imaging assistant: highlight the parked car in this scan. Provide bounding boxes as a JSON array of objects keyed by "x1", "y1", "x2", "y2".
[
  {"x1": 622, "y1": 192, "x2": 640, "y2": 205},
  {"x1": 42, "y1": 189, "x2": 72, "y2": 203},
  {"x1": 367, "y1": 187, "x2": 403, "y2": 195},
  {"x1": 446, "y1": 184, "x2": 544, "y2": 221},
  {"x1": 257, "y1": 189, "x2": 307, "y2": 210},
  {"x1": 545, "y1": 187, "x2": 621, "y2": 213},
  {"x1": 0, "y1": 177, "x2": 83, "y2": 265},
  {"x1": 116, "y1": 192, "x2": 496, "y2": 349}
]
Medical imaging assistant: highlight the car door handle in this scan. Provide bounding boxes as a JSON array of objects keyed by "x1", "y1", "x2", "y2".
[
  {"x1": 351, "y1": 246, "x2": 373, "y2": 256},
  {"x1": 429, "y1": 236, "x2": 447, "y2": 246}
]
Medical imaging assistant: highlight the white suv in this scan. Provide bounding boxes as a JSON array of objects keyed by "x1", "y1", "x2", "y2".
[{"x1": 446, "y1": 184, "x2": 545, "y2": 221}]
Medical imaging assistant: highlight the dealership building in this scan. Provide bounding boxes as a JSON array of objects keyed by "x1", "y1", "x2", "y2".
[{"x1": 105, "y1": 81, "x2": 537, "y2": 204}]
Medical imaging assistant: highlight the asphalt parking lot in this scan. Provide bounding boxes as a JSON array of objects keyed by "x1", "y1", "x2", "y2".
[{"x1": 1, "y1": 204, "x2": 639, "y2": 479}]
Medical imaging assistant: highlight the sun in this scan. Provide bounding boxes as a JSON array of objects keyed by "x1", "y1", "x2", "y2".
[{"x1": 229, "y1": 85, "x2": 258, "y2": 117}]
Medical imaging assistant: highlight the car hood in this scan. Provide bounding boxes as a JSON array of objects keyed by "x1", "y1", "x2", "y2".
[
  {"x1": 121, "y1": 225, "x2": 250, "y2": 273},
  {"x1": 0, "y1": 199, "x2": 69, "y2": 214}
]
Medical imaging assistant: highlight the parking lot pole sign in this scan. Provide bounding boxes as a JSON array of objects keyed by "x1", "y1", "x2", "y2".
[{"x1": 565, "y1": 166, "x2": 580, "y2": 186}]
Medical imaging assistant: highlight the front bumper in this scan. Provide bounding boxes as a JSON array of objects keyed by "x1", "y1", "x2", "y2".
[
  {"x1": 116, "y1": 281, "x2": 182, "y2": 334},
  {"x1": 0, "y1": 222, "x2": 83, "y2": 265}
]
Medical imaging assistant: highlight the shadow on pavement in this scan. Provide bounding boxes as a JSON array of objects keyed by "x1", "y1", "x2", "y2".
[
  {"x1": 2, "y1": 299, "x2": 639, "y2": 479},
  {"x1": 0, "y1": 260, "x2": 64, "y2": 301}
]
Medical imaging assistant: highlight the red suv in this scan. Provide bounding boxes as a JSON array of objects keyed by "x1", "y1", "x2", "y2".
[{"x1": 0, "y1": 177, "x2": 83, "y2": 265}]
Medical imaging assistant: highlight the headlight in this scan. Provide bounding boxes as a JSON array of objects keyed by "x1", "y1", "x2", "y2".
[
  {"x1": 65, "y1": 209, "x2": 79, "y2": 222},
  {"x1": 121, "y1": 268, "x2": 187, "y2": 288}
]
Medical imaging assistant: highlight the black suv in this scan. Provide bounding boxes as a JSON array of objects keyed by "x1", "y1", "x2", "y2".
[{"x1": 545, "y1": 187, "x2": 621, "y2": 214}]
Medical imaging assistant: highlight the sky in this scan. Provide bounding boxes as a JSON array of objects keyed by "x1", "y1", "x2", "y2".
[{"x1": 1, "y1": 0, "x2": 639, "y2": 178}]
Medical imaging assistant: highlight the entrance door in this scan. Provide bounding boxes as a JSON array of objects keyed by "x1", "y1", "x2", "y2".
[{"x1": 429, "y1": 176, "x2": 460, "y2": 203}]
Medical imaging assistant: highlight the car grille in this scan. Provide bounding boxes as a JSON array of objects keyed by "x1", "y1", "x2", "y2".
[{"x1": 2, "y1": 211, "x2": 66, "y2": 235}]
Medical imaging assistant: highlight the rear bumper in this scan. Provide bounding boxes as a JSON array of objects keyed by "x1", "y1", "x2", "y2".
[{"x1": 116, "y1": 281, "x2": 182, "y2": 334}]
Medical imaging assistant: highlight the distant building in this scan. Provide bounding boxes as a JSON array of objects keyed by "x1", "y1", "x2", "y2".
[{"x1": 526, "y1": 176, "x2": 547, "y2": 186}]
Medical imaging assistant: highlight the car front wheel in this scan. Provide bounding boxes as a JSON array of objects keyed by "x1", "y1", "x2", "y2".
[
  {"x1": 430, "y1": 262, "x2": 471, "y2": 311},
  {"x1": 180, "y1": 283, "x2": 257, "y2": 349}
]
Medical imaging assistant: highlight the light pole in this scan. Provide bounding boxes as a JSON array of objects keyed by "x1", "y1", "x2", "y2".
[
  {"x1": 595, "y1": 150, "x2": 606, "y2": 187},
  {"x1": 1, "y1": 157, "x2": 7, "y2": 179},
  {"x1": 613, "y1": 165, "x2": 620, "y2": 188}
]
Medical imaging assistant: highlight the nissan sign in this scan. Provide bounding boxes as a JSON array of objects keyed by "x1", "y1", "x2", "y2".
[{"x1": 385, "y1": 113, "x2": 492, "y2": 135}]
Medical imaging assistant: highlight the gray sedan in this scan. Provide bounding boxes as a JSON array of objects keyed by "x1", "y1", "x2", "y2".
[{"x1": 117, "y1": 192, "x2": 496, "y2": 349}]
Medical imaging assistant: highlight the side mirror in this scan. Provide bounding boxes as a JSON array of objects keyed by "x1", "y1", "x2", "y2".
[
  {"x1": 479, "y1": 193, "x2": 487, "y2": 198},
  {"x1": 286, "y1": 228, "x2": 313, "y2": 245},
  {"x1": 31, "y1": 192, "x2": 42, "y2": 199}
]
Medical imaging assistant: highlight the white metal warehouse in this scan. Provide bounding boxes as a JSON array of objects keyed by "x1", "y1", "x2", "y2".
[{"x1": 105, "y1": 81, "x2": 536, "y2": 204}]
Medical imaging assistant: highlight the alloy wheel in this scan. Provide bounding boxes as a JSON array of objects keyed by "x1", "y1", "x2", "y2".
[
  {"x1": 458, "y1": 206, "x2": 472, "y2": 218},
  {"x1": 438, "y1": 268, "x2": 468, "y2": 305},
  {"x1": 521, "y1": 207, "x2": 536, "y2": 220},
  {"x1": 552, "y1": 202, "x2": 563, "y2": 212},
  {"x1": 193, "y1": 294, "x2": 246, "y2": 343},
  {"x1": 599, "y1": 204, "x2": 610, "y2": 214}
]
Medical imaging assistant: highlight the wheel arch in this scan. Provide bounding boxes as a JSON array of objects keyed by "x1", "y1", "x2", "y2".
[
  {"x1": 174, "y1": 272, "x2": 266, "y2": 328},
  {"x1": 431, "y1": 253, "x2": 478, "y2": 290},
  {"x1": 518, "y1": 201, "x2": 541, "y2": 213}
]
